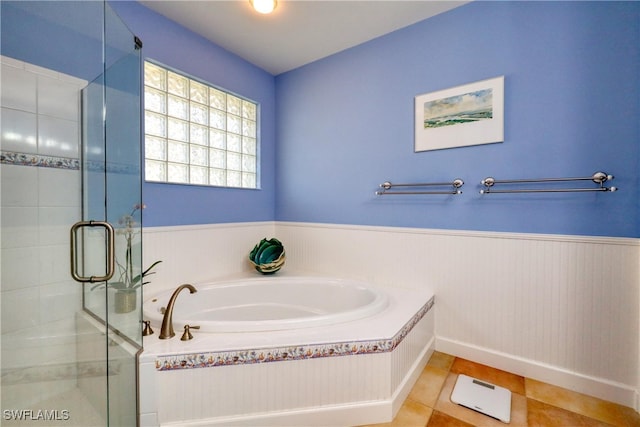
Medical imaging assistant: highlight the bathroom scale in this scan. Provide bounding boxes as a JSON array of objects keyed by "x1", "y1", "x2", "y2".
[{"x1": 450, "y1": 374, "x2": 512, "y2": 423}]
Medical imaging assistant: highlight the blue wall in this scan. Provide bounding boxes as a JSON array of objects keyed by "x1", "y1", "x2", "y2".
[
  {"x1": 275, "y1": 1, "x2": 640, "y2": 238},
  {"x1": 1, "y1": 1, "x2": 104, "y2": 81},
  {"x1": 110, "y1": 1, "x2": 277, "y2": 227},
  {"x1": 5, "y1": 1, "x2": 637, "y2": 237}
]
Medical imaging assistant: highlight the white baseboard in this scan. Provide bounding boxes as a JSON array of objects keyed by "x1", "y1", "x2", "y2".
[{"x1": 436, "y1": 337, "x2": 638, "y2": 411}]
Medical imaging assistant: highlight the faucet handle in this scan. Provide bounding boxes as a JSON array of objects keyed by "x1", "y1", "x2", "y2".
[
  {"x1": 180, "y1": 324, "x2": 200, "y2": 341},
  {"x1": 142, "y1": 320, "x2": 154, "y2": 336}
]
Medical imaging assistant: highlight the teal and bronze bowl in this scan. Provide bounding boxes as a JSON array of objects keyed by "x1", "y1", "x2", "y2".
[{"x1": 249, "y1": 238, "x2": 285, "y2": 274}]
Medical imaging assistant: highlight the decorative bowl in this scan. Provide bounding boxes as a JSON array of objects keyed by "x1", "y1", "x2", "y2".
[{"x1": 249, "y1": 238, "x2": 285, "y2": 274}]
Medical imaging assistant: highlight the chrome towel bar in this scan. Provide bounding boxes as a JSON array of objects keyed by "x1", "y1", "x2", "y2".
[
  {"x1": 480, "y1": 171, "x2": 617, "y2": 194},
  {"x1": 376, "y1": 179, "x2": 464, "y2": 196}
]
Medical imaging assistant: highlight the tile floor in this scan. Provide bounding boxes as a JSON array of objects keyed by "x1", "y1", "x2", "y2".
[{"x1": 363, "y1": 352, "x2": 640, "y2": 427}]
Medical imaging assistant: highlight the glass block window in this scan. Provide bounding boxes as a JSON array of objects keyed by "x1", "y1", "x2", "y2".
[{"x1": 143, "y1": 61, "x2": 258, "y2": 188}]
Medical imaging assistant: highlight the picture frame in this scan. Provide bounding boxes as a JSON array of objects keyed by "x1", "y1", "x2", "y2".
[{"x1": 414, "y1": 76, "x2": 504, "y2": 152}]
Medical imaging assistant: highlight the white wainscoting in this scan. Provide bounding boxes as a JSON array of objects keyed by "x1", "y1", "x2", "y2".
[
  {"x1": 142, "y1": 221, "x2": 640, "y2": 411},
  {"x1": 142, "y1": 222, "x2": 276, "y2": 294},
  {"x1": 276, "y1": 222, "x2": 640, "y2": 410}
]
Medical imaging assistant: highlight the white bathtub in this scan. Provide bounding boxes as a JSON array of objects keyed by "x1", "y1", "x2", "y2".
[
  {"x1": 140, "y1": 275, "x2": 435, "y2": 426},
  {"x1": 143, "y1": 276, "x2": 388, "y2": 333}
]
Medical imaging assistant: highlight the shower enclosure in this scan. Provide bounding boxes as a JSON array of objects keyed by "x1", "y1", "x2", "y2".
[{"x1": 1, "y1": 1, "x2": 142, "y2": 425}]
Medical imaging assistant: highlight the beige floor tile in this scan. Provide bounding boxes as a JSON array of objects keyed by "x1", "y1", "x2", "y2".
[
  {"x1": 527, "y1": 398, "x2": 614, "y2": 426},
  {"x1": 427, "y1": 351, "x2": 455, "y2": 372},
  {"x1": 434, "y1": 373, "x2": 528, "y2": 427},
  {"x1": 426, "y1": 410, "x2": 474, "y2": 427},
  {"x1": 361, "y1": 352, "x2": 639, "y2": 427},
  {"x1": 450, "y1": 357, "x2": 526, "y2": 395},
  {"x1": 392, "y1": 400, "x2": 433, "y2": 427},
  {"x1": 359, "y1": 400, "x2": 432, "y2": 427},
  {"x1": 408, "y1": 365, "x2": 449, "y2": 407},
  {"x1": 525, "y1": 378, "x2": 640, "y2": 427}
]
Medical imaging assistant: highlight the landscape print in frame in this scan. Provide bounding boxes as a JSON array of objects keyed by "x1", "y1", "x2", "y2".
[{"x1": 415, "y1": 76, "x2": 504, "y2": 152}]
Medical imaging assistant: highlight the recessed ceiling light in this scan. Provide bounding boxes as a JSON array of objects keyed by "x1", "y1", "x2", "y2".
[{"x1": 250, "y1": 0, "x2": 277, "y2": 14}]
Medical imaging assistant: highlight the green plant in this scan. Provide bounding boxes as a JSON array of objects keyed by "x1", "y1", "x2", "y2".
[{"x1": 92, "y1": 204, "x2": 162, "y2": 291}]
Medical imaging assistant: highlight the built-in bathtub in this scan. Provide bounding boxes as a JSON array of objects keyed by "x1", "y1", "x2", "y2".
[
  {"x1": 144, "y1": 276, "x2": 389, "y2": 333},
  {"x1": 139, "y1": 274, "x2": 435, "y2": 427}
]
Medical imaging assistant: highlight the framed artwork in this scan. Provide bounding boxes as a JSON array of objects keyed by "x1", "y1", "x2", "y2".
[{"x1": 415, "y1": 76, "x2": 504, "y2": 152}]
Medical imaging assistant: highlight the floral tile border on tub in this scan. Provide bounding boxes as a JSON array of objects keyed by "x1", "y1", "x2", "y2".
[{"x1": 155, "y1": 296, "x2": 434, "y2": 371}]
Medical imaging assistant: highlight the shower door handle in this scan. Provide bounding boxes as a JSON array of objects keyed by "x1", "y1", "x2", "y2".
[{"x1": 70, "y1": 220, "x2": 115, "y2": 283}]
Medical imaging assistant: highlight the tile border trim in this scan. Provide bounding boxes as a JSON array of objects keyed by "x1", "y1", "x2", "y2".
[
  {"x1": 155, "y1": 296, "x2": 434, "y2": 371},
  {"x1": 0, "y1": 151, "x2": 79, "y2": 170},
  {"x1": 1, "y1": 150, "x2": 140, "y2": 175}
]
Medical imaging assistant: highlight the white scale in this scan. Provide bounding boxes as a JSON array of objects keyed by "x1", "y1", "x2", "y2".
[{"x1": 450, "y1": 374, "x2": 512, "y2": 423}]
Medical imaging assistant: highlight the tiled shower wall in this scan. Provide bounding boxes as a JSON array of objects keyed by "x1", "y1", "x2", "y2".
[
  {"x1": 143, "y1": 221, "x2": 640, "y2": 411},
  {"x1": 1, "y1": 55, "x2": 85, "y2": 406}
]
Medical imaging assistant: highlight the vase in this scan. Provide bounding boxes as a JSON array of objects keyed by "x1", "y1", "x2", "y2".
[
  {"x1": 114, "y1": 289, "x2": 137, "y2": 313},
  {"x1": 249, "y1": 238, "x2": 286, "y2": 274}
]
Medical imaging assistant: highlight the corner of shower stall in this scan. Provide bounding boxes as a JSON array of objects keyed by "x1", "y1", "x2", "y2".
[{"x1": 1, "y1": 1, "x2": 143, "y2": 425}]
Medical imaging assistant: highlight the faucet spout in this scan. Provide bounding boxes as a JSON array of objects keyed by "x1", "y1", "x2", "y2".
[{"x1": 159, "y1": 284, "x2": 197, "y2": 339}]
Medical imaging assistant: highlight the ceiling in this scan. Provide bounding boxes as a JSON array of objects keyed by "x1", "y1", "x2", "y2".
[{"x1": 138, "y1": 1, "x2": 468, "y2": 75}]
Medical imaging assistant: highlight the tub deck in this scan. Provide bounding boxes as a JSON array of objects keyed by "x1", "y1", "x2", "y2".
[{"x1": 143, "y1": 281, "x2": 433, "y2": 358}]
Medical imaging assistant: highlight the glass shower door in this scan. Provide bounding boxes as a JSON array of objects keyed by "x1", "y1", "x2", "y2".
[{"x1": 1, "y1": 1, "x2": 142, "y2": 426}]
